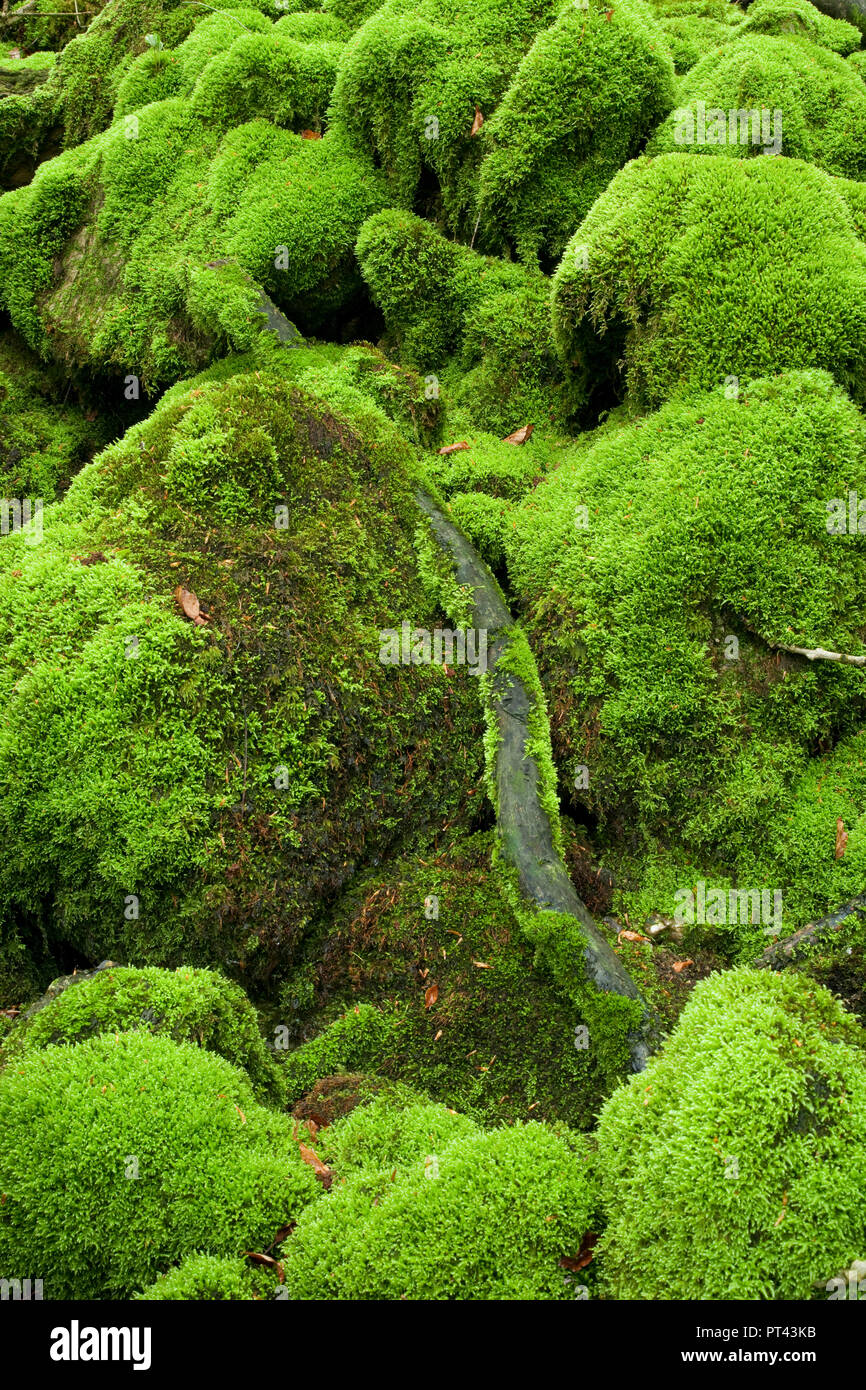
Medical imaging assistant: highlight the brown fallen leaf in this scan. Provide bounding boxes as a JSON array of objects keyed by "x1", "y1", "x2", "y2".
[
  {"x1": 438, "y1": 441, "x2": 470, "y2": 455},
  {"x1": 174, "y1": 585, "x2": 209, "y2": 625},
  {"x1": 305, "y1": 1118, "x2": 318, "y2": 1141},
  {"x1": 299, "y1": 1143, "x2": 333, "y2": 1190},
  {"x1": 77, "y1": 551, "x2": 108, "y2": 566},
  {"x1": 244, "y1": 1251, "x2": 285, "y2": 1284},
  {"x1": 672, "y1": 959, "x2": 694, "y2": 973},
  {"x1": 502, "y1": 424, "x2": 534, "y2": 445},
  {"x1": 425, "y1": 982, "x2": 439, "y2": 1009},
  {"x1": 470, "y1": 105, "x2": 484, "y2": 136},
  {"x1": 560, "y1": 1231, "x2": 598, "y2": 1274},
  {"x1": 301, "y1": 129, "x2": 322, "y2": 139},
  {"x1": 835, "y1": 817, "x2": 848, "y2": 860},
  {"x1": 617, "y1": 929, "x2": 651, "y2": 944},
  {"x1": 267, "y1": 1223, "x2": 296, "y2": 1250}
]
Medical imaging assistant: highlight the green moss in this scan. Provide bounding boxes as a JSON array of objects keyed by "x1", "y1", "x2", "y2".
[
  {"x1": 314, "y1": 1087, "x2": 478, "y2": 1174},
  {"x1": 0, "y1": 1030, "x2": 319, "y2": 1299},
  {"x1": 424, "y1": 431, "x2": 556, "y2": 503},
  {"x1": 649, "y1": 34, "x2": 866, "y2": 179},
  {"x1": 476, "y1": 0, "x2": 676, "y2": 266},
  {"x1": 552, "y1": 154, "x2": 866, "y2": 413},
  {"x1": 356, "y1": 207, "x2": 566, "y2": 432},
  {"x1": 0, "y1": 331, "x2": 107, "y2": 499},
  {"x1": 135, "y1": 1251, "x2": 278, "y2": 1299},
  {"x1": 737, "y1": 0, "x2": 863, "y2": 55},
  {"x1": 596, "y1": 969, "x2": 866, "y2": 1299},
  {"x1": 508, "y1": 369, "x2": 866, "y2": 943},
  {"x1": 276, "y1": 831, "x2": 630, "y2": 1128},
  {"x1": 328, "y1": 0, "x2": 561, "y2": 242},
  {"x1": 0, "y1": 370, "x2": 484, "y2": 988},
  {"x1": 1, "y1": 964, "x2": 286, "y2": 1104},
  {"x1": 445, "y1": 492, "x2": 514, "y2": 572},
  {"x1": 284, "y1": 1117, "x2": 597, "y2": 1300}
]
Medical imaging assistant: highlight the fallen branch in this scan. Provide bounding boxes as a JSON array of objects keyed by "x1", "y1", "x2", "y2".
[
  {"x1": 754, "y1": 893, "x2": 866, "y2": 970},
  {"x1": 771, "y1": 642, "x2": 866, "y2": 669}
]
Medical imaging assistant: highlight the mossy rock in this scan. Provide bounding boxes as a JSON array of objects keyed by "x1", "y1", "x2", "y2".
[
  {"x1": 596, "y1": 969, "x2": 866, "y2": 1299},
  {"x1": 0, "y1": 330, "x2": 108, "y2": 499},
  {"x1": 737, "y1": 0, "x2": 863, "y2": 53},
  {"x1": 476, "y1": 0, "x2": 676, "y2": 267},
  {"x1": 0, "y1": 94, "x2": 388, "y2": 388},
  {"x1": 552, "y1": 153, "x2": 866, "y2": 413},
  {"x1": 0, "y1": 1030, "x2": 320, "y2": 1299},
  {"x1": 276, "y1": 829, "x2": 640, "y2": 1127},
  {"x1": 507, "y1": 369, "x2": 866, "y2": 944},
  {"x1": 0, "y1": 369, "x2": 484, "y2": 991},
  {"x1": 284, "y1": 1113, "x2": 597, "y2": 1299},
  {"x1": 328, "y1": 0, "x2": 561, "y2": 241},
  {"x1": 0, "y1": 964, "x2": 286, "y2": 1105},
  {"x1": 649, "y1": 33, "x2": 866, "y2": 179},
  {"x1": 356, "y1": 207, "x2": 566, "y2": 432}
]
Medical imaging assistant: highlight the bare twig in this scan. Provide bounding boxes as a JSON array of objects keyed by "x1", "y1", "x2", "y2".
[{"x1": 771, "y1": 641, "x2": 866, "y2": 668}]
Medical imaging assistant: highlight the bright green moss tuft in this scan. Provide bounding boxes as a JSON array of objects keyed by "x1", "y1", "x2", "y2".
[
  {"x1": 476, "y1": 0, "x2": 676, "y2": 266},
  {"x1": 135, "y1": 1252, "x2": 278, "y2": 1299},
  {"x1": 284, "y1": 1117, "x2": 597, "y2": 1299},
  {"x1": 596, "y1": 969, "x2": 866, "y2": 1299},
  {"x1": 0, "y1": 1030, "x2": 319, "y2": 1299},
  {"x1": 649, "y1": 34, "x2": 866, "y2": 178},
  {"x1": 737, "y1": 0, "x2": 863, "y2": 55},
  {"x1": 552, "y1": 154, "x2": 866, "y2": 413},
  {"x1": 1, "y1": 965, "x2": 286, "y2": 1105}
]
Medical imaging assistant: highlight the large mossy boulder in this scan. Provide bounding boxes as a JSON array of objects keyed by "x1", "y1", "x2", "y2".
[
  {"x1": 508, "y1": 370, "x2": 866, "y2": 941},
  {"x1": 0, "y1": 368, "x2": 484, "y2": 999},
  {"x1": 551, "y1": 153, "x2": 866, "y2": 414},
  {"x1": 596, "y1": 969, "x2": 866, "y2": 1299},
  {"x1": 0, "y1": 1030, "x2": 319, "y2": 1299}
]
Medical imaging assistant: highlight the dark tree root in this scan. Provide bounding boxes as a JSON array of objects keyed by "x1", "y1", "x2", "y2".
[
  {"x1": 753, "y1": 893, "x2": 866, "y2": 971},
  {"x1": 416, "y1": 489, "x2": 657, "y2": 1072}
]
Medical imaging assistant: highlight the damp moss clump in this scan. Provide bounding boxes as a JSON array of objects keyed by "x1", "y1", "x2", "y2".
[
  {"x1": 508, "y1": 370, "x2": 866, "y2": 941},
  {"x1": 135, "y1": 1252, "x2": 279, "y2": 1300},
  {"x1": 0, "y1": 1030, "x2": 319, "y2": 1299},
  {"x1": 356, "y1": 208, "x2": 565, "y2": 433},
  {"x1": 284, "y1": 1112, "x2": 597, "y2": 1300},
  {"x1": 0, "y1": 369, "x2": 484, "y2": 992},
  {"x1": 649, "y1": 34, "x2": 866, "y2": 179},
  {"x1": 596, "y1": 969, "x2": 866, "y2": 1300},
  {"x1": 476, "y1": 0, "x2": 676, "y2": 265},
  {"x1": 551, "y1": 154, "x2": 866, "y2": 414},
  {"x1": 0, "y1": 964, "x2": 285, "y2": 1105}
]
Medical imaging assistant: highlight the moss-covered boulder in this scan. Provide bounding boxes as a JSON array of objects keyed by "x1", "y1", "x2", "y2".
[
  {"x1": 507, "y1": 370, "x2": 866, "y2": 943},
  {"x1": 552, "y1": 153, "x2": 866, "y2": 413},
  {"x1": 135, "y1": 1251, "x2": 279, "y2": 1299},
  {"x1": 0, "y1": 1030, "x2": 319, "y2": 1298},
  {"x1": 356, "y1": 208, "x2": 566, "y2": 432},
  {"x1": 0, "y1": 367, "x2": 484, "y2": 998},
  {"x1": 0, "y1": 964, "x2": 285, "y2": 1104},
  {"x1": 649, "y1": 33, "x2": 866, "y2": 179},
  {"x1": 476, "y1": 0, "x2": 676, "y2": 266},
  {"x1": 737, "y1": 0, "x2": 863, "y2": 53},
  {"x1": 596, "y1": 969, "x2": 866, "y2": 1299},
  {"x1": 284, "y1": 1109, "x2": 597, "y2": 1299},
  {"x1": 649, "y1": 0, "x2": 742, "y2": 75}
]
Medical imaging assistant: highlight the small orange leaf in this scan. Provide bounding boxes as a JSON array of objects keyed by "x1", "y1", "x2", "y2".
[
  {"x1": 244, "y1": 1251, "x2": 285, "y2": 1284},
  {"x1": 438, "y1": 441, "x2": 470, "y2": 455},
  {"x1": 560, "y1": 1231, "x2": 598, "y2": 1273},
  {"x1": 301, "y1": 129, "x2": 321, "y2": 139},
  {"x1": 672, "y1": 959, "x2": 694, "y2": 973},
  {"x1": 470, "y1": 105, "x2": 484, "y2": 136},
  {"x1": 299, "y1": 1143, "x2": 333, "y2": 1189},
  {"x1": 617, "y1": 929, "x2": 650, "y2": 944},
  {"x1": 425, "y1": 982, "x2": 439, "y2": 1009},
  {"x1": 835, "y1": 818, "x2": 848, "y2": 859},
  {"x1": 502, "y1": 424, "x2": 534, "y2": 445}
]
